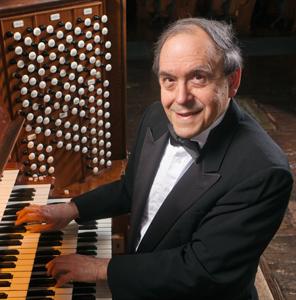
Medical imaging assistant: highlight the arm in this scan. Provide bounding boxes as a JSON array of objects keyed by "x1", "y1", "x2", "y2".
[
  {"x1": 107, "y1": 167, "x2": 293, "y2": 299},
  {"x1": 71, "y1": 178, "x2": 132, "y2": 222},
  {"x1": 71, "y1": 102, "x2": 155, "y2": 222},
  {"x1": 15, "y1": 102, "x2": 152, "y2": 229}
]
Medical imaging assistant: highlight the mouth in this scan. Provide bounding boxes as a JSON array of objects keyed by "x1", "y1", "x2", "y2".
[{"x1": 174, "y1": 110, "x2": 201, "y2": 119}]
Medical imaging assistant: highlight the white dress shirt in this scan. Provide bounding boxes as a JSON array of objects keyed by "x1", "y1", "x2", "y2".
[{"x1": 135, "y1": 112, "x2": 226, "y2": 250}]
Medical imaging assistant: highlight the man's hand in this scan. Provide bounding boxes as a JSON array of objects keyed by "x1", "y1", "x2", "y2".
[
  {"x1": 15, "y1": 202, "x2": 79, "y2": 232},
  {"x1": 46, "y1": 254, "x2": 110, "y2": 287}
]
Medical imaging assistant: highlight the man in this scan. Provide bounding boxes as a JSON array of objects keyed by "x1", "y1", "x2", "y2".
[{"x1": 16, "y1": 18, "x2": 293, "y2": 299}]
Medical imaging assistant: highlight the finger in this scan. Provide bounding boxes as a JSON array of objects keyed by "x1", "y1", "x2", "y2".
[
  {"x1": 46, "y1": 265, "x2": 53, "y2": 277},
  {"x1": 55, "y1": 272, "x2": 73, "y2": 287},
  {"x1": 46, "y1": 255, "x2": 68, "y2": 274},
  {"x1": 46, "y1": 262, "x2": 53, "y2": 277},
  {"x1": 25, "y1": 223, "x2": 53, "y2": 233},
  {"x1": 46, "y1": 256, "x2": 59, "y2": 276},
  {"x1": 15, "y1": 212, "x2": 44, "y2": 226},
  {"x1": 15, "y1": 205, "x2": 41, "y2": 217},
  {"x1": 51, "y1": 263, "x2": 69, "y2": 279}
]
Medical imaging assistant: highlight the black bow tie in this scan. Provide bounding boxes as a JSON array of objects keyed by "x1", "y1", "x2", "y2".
[{"x1": 168, "y1": 125, "x2": 200, "y2": 160}]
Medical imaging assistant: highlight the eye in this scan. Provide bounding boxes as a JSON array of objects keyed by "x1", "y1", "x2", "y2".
[
  {"x1": 161, "y1": 77, "x2": 175, "y2": 89},
  {"x1": 192, "y1": 72, "x2": 207, "y2": 85}
]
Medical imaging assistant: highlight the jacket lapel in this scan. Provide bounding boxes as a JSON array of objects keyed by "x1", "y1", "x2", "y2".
[{"x1": 128, "y1": 128, "x2": 169, "y2": 252}]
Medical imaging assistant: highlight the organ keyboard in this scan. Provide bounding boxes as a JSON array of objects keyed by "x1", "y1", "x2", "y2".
[
  {"x1": 0, "y1": 169, "x2": 112, "y2": 300},
  {"x1": 0, "y1": 1, "x2": 127, "y2": 297}
]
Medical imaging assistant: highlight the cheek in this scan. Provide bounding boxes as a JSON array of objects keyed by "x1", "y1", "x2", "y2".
[
  {"x1": 160, "y1": 88, "x2": 173, "y2": 108},
  {"x1": 198, "y1": 85, "x2": 228, "y2": 115}
]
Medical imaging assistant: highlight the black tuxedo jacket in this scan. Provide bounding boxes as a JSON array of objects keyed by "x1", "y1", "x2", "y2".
[{"x1": 73, "y1": 100, "x2": 293, "y2": 300}]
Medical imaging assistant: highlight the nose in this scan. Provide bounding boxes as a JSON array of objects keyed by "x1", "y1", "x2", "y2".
[{"x1": 175, "y1": 81, "x2": 191, "y2": 105}]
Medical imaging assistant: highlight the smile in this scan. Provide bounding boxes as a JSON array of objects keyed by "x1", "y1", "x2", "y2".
[{"x1": 174, "y1": 110, "x2": 200, "y2": 118}]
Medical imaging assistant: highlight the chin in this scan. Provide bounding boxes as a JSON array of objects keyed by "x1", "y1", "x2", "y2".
[{"x1": 174, "y1": 127, "x2": 199, "y2": 139}]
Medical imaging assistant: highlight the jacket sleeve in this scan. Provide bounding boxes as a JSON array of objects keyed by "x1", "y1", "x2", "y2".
[
  {"x1": 107, "y1": 167, "x2": 293, "y2": 299},
  {"x1": 71, "y1": 103, "x2": 153, "y2": 222}
]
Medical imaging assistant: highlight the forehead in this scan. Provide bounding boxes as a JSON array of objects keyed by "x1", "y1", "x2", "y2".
[{"x1": 159, "y1": 28, "x2": 222, "y2": 71}]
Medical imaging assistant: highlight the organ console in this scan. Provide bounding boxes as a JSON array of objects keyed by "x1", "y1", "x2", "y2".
[{"x1": 0, "y1": 0, "x2": 127, "y2": 298}]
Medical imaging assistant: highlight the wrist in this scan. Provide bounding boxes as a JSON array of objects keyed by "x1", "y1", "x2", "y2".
[
  {"x1": 68, "y1": 202, "x2": 79, "y2": 220},
  {"x1": 96, "y1": 258, "x2": 110, "y2": 281}
]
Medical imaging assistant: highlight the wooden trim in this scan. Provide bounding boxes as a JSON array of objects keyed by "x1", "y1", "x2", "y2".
[
  {"x1": 260, "y1": 255, "x2": 286, "y2": 300},
  {"x1": 0, "y1": 0, "x2": 97, "y2": 17},
  {"x1": 0, "y1": 116, "x2": 24, "y2": 176},
  {"x1": 120, "y1": 0, "x2": 127, "y2": 158}
]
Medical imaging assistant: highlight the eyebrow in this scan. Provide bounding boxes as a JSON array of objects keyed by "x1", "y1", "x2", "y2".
[
  {"x1": 158, "y1": 64, "x2": 214, "y2": 78},
  {"x1": 158, "y1": 71, "x2": 174, "y2": 78}
]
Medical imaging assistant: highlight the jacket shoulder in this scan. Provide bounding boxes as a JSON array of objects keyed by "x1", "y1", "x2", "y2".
[{"x1": 142, "y1": 101, "x2": 166, "y2": 124}]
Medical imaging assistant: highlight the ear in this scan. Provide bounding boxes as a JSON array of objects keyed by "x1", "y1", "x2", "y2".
[{"x1": 228, "y1": 68, "x2": 242, "y2": 98}]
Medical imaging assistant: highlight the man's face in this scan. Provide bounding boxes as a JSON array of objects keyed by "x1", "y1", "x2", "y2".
[{"x1": 158, "y1": 28, "x2": 240, "y2": 138}]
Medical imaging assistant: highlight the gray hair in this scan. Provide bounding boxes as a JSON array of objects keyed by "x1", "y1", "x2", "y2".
[{"x1": 152, "y1": 18, "x2": 243, "y2": 75}]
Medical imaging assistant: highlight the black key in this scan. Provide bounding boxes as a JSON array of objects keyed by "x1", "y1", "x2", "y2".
[
  {"x1": 40, "y1": 231, "x2": 63, "y2": 237},
  {"x1": 0, "y1": 234, "x2": 23, "y2": 240},
  {"x1": 78, "y1": 225, "x2": 97, "y2": 230},
  {"x1": 0, "y1": 281, "x2": 10, "y2": 287},
  {"x1": 80, "y1": 221, "x2": 96, "y2": 225},
  {"x1": 12, "y1": 188, "x2": 35, "y2": 193},
  {"x1": 0, "y1": 240, "x2": 22, "y2": 246},
  {"x1": 0, "y1": 292, "x2": 8, "y2": 299},
  {"x1": 10, "y1": 190, "x2": 35, "y2": 197},
  {"x1": 72, "y1": 296, "x2": 95, "y2": 300},
  {"x1": 9, "y1": 192, "x2": 34, "y2": 197},
  {"x1": 38, "y1": 241, "x2": 61, "y2": 246},
  {"x1": 9, "y1": 191, "x2": 34, "y2": 196},
  {"x1": 77, "y1": 250, "x2": 97, "y2": 256},
  {"x1": 26, "y1": 296, "x2": 54, "y2": 300},
  {"x1": 0, "y1": 256, "x2": 17, "y2": 262},
  {"x1": 9, "y1": 193, "x2": 33, "y2": 198},
  {"x1": 77, "y1": 245, "x2": 97, "y2": 251},
  {"x1": 4, "y1": 208, "x2": 21, "y2": 215},
  {"x1": 36, "y1": 249, "x2": 61, "y2": 256},
  {"x1": 78, "y1": 232, "x2": 97, "y2": 237},
  {"x1": 6, "y1": 203, "x2": 29, "y2": 209},
  {"x1": 32, "y1": 266, "x2": 47, "y2": 272},
  {"x1": 30, "y1": 273, "x2": 50, "y2": 279},
  {"x1": 34, "y1": 256, "x2": 55, "y2": 264},
  {"x1": 27, "y1": 290, "x2": 55, "y2": 297},
  {"x1": 0, "y1": 262, "x2": 16, "y2": 268},
  {"x1": 8, "y1": 197, "x2": 33, "y2": 202},
  {"x1": 73, "y1": 287, "x2": 96, "y2": 294},
  {"x1": 11, "y1": 191, "x2": 35, "y2": 197},
  {"x1": 0, "y1": 226, "x2": 26, "y2": 233},
  {"x1": 39, "y1": 236, "x2": 62, "y2": 242},
  {"x1": 0, "y1": 249, "x2": 19, "y2": 255},
  {"x1": 8, "y1": 196, "x2": 32, "y2": 201},
  {"x1": 0, "y1": 273, "x2": 13, "y2": 279},
  {"x1": 29, "y1": 278, "x2": 56, "y2": 287},
  {"x1": 1, "y1": 215, "x2": 17, "y2": 222},
  {"x1": 77, "y1": 237, "x2": 97, "y2": 243},
  {"x1": 73, "y1": 282, "x2": 96, "y2": 287},
  {"x1": 0, "y1": 221, "x2": 14, "y2": 226}
]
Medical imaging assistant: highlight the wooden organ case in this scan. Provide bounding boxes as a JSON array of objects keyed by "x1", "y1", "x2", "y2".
[
  {"x1": 0, "y1": 0, "x2": 126, "y2": 189},
  {"x1": 0, "y1": 0, "x2": 126, "y2": 298}
]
